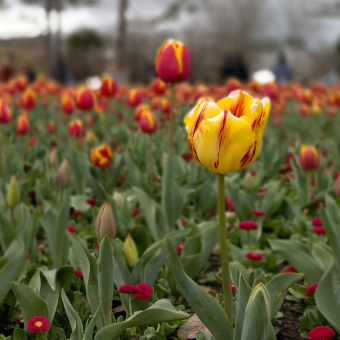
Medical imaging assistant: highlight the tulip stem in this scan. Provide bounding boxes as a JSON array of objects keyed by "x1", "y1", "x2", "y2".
[
  {"x1": 217, "y1": 173, "x2": 233, "y2": 323},
  {"x1": 148, "y1": 135, "x2": 154, "y2": 194},
  {"x1": 169, "y1": 84, "x2": 176, "y2": 155}
]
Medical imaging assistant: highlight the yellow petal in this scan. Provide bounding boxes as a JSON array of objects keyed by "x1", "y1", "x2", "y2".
[
  {"x1": 191, "y1": 110, "x2": 257, "y2": 174},
  {"x1": 217, "y1": 90, "x2": 263, "y2": 127},
  {"x1": 184, "y1": 100, "x2": 221, "y2": 136}
]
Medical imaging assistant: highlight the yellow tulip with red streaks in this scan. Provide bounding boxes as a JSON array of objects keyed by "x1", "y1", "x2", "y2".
[{"x1": 184, "y1": 90, "x2": 270, "y2": 174}]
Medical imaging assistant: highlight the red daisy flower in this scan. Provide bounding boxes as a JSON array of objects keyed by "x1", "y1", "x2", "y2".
[
  {"x1": 308, "y1": 326, "x2": 335, "y2": 340},
  {"x1": 306, "y1": 282, "x2": 319, "y2": 296},
  {"x1": 27, "y1": 316, "x2": 51, "y2": 333},
  {"x1": 239, "y1": 221, "x2": 258, "y2": 230}
]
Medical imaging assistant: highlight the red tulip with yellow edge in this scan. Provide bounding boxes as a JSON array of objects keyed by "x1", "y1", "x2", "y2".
[
  {"x1": 184, "y1": 90, "x2": 271, "y2": 174},
  {"x1": 61, "y1": 93, "x2": 75, "y2": 116},
  {"x1": 155, "y1": 39, "x2": 192, "y2": 83},
  {"x1": 0, "y1": 99, "x2": 12, "y2": 124},
  {"x1": 161, "y1": 98, "x2": 171, "y2": 114},
  {"x1": 16, "y1": 115, "x2": 30, "y2": 136},
  {"x1": 100, "y1": 76, "x2": 118, "y2": 98},
  {"x1": 90, "y1": 144, "x2": 114, "y2": 169},
  {"x1": 134, "y1": 104, "x2": 150, "y2": 122},
  {"x1": 76, "y1": 88, "x2": 95, "y2": 111},
  {"x1": 139, "y1": 110, "x2": 158, "y2": 134},
  {"x1": 151, "y1": 78, "x2": 166, "y2": 95},
  {"x1": 15, "y1": 76, "x2": 28, "y2": 92},
  {"x1": 69, "y1": 120, "x2": 84, "y2": 138},
  {"x1": 300, "y1": 146, "x2": 320, "y2": 172},
  {"x1": 126, "y1": 89, "x2": 143, "y2": 108},
  {"x1": 21, "y1": 89, "x2": 36, "y2": 111}
]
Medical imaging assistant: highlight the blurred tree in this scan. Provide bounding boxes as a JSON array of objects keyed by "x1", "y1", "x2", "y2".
[
  {"x1": 20, "y1": 0, "x2": 97, "y2": 78},
  {"x1": 65, "y1": 28, "x2": 107, "y2": 81}
]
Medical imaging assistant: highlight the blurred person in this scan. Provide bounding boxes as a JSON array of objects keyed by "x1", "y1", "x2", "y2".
[
  {"x1": 23, "y1": 64, "x2": 37, "y2": 84},
  {"x1": 222, "y1": 52, "x2": 249, "y2": 82},
  {"x1": 57, "y1": 57, "x2": 73, "y2": 85},
  {"x1": 272, "y1": 53, "x2": 293, "y2": 83},
  {"x1": 0, "y1": 53, "x2": 16, "y2": 83}
]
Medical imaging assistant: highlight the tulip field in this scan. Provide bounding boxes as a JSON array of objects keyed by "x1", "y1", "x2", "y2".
[{"x1": 1, "y1": 40, "x2": 340, "y2": 340}]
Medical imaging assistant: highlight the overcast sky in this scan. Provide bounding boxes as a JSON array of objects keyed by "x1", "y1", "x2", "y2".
[{"x1": 1, "y1": 0, "x2": 340, "y2": 49}]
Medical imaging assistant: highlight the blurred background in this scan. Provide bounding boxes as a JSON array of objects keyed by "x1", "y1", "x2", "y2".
[{"x1": 1, "y1": 0, "x2": 340, "y2": 85}]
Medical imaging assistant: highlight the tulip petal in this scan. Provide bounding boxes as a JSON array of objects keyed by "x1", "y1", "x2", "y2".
[{"x1": 191, "y1": 110, "x2": 256, "y2": 174}]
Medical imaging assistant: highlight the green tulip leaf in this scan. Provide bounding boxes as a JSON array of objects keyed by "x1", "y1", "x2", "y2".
[
  {"x1": 94, "y1": 299, "x2": 189, "y2": 340},
  {"x1": 166, "y1": 239, "x2": 234, "y2": 340}
]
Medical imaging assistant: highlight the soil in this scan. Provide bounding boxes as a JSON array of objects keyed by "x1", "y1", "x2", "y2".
[{"x1": 273, "y1": 301, "x2": 303, "y2": 340}]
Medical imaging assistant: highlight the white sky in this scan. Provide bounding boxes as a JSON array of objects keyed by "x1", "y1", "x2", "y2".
[{"x1": 1, "y1": 0, "x2": 340, "y2": 49}]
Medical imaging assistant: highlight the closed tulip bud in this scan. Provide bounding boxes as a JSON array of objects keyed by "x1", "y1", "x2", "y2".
[
  {"x1": 15, "y1": 76, "x2": 28, "y2": 92},
  {"x1": 6, "y1": 176, "x2": 20, "y2": 208},
  {"x1": 86, "y1": 131, "x2": 97, "y2": 146},
  {"x1": 16, "y1": 115, "x2": 30, "y2": 136},
  {"x1": 90, "y1": 144, "x2": 114, "y2": 169},
  {"x1": 134, "y1": 104, "x2": 150, "y2": 122},
  {"x1": 47, "y1": 120, "x2": 57, "y2": 134},
  {"x1": 123, "y1": 234, "x2": 139, "y2": 268},
  {"x1": 69, "y1": 120, "x2": 85, "y2": 138},
  {"x1": 160, "y1": 98, "x2": 171, "y2": 115},
  {"x1": 243, "y1": 172, "x2": 255, "y2": 191},
  {"x1": 55, "y1": 159, "x2": 72, "y2": 189},
  {"x1": 49, "y1": 148, "x2": 57, "y2": 167},
  {"x1": 0, "y1": 100, "x2": 13, "y2": 124},
  {"x1": 139, "y1": 110, "x2": 158, "y2": 134},
  {"x1": 21, "y1": 89, "x2": 36, "y2": 111},
  {"x1": 155, "y1": 39, "x2": 192, "y2": 83},
  {"x1": 95, "y1": 203, "x2": 116, "y2": 241},
  {"x1": 76, "y1": 88, "x2": 95, "y2": 111},
  {"x1": 184, "y1": 91, "x2": 271, "y2": 174},
  {"x1": 300, "y1": 146, "x2": 320, "y2": 171},
  {"x1": 113, "y1": 192, "x2": 124, "y2": 211},
  {"x1": 61, "y1": 93, "x2": 75, "y2": 116},
  {"x1": 126, "y1": 89, "x2": 143, "y2": 108},
  {"x1": 101, "y1": 76, "x2": 118, "y2": 98},
  {"x1": 151, "y1": 78, "x2": 166, "y2": 95}
]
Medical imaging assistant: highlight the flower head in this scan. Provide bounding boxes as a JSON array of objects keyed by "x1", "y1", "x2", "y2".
[
  {"x1": 306, "y1": 282, "x2": 319, "y2": 296},
  {"x1": 252, "y1": 210, "x2": 266, "y2": 217},
  {"x1": 184, "y1": 91, "x2": 270, "y2": 174},
  {"x1": 27, "y1": 316, "x2": 51, "y2": 333},
  {"x1": 76, "y1": 88, "x2": 95, "y2": 111},
  {"x1": 155, "y1": 39, "x2": 192, "y2": 83},
  {"x1": 246, "y1": 252, "x2": 263, "y2": 261},
  {"x1": 66, "y1": 225, "x2": 77, "y2": 234},
  {"x1": 74, "y1": 269, "x2": 83, "y2": 279},
  {"x1": 61, "y1": 93, "x2": 75, "y2": 116},
  {"x1": 308, "y1": 326, "x2": 335, "y2": 340},
  {"x1": 119, "y1": 283, "x2": 153, "y2": 301},
  {"x1": 300, "y1": 146, "x2": 320, "y2": 172},
  {"x1": 101, "y1": 76, "x2": 118, "y2": 98},
  {"x1": 134, "y1": 283, "x2": 153, "y2": 300},
  {"x1": 90, "y1": 144, "x2": 114, "y2": 169},
  {"x1": 312, "y1": 217, "x2": 323, "y2": 228},
  {"x1": 139, "y1": 110, "x2": 159, "y2": 134},
  {"x1": 314, "y1": 227, "x2": 326, "y2": 235},
  {"x1": 69, "y1": 120, "x2": 85, "y2": 138},
  {"x1": 239, "y1": 221, "x2": 258, "y2": 231},
  {"x1": 16, "y1": 114, "x2": 30, "y2": 136},
  {"x1": 283, "y1": 266, "x2": 297, "y2": 273}
]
